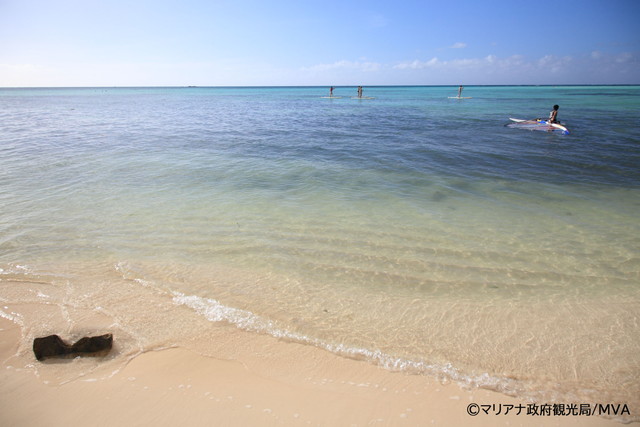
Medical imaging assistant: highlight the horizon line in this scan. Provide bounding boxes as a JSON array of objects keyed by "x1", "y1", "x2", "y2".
[{"x1": 2, "y1": 83, "x2": 639, "y2": 89}]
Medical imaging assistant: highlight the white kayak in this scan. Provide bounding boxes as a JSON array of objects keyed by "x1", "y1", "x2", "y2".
[{"x1": 507, "y1": 118, "x2": 569, "y2": 135}]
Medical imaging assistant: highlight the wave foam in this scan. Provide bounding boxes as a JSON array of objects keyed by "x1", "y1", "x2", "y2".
[{"x1": 171, "y1": 291, "x2": 524, "y2": 395}]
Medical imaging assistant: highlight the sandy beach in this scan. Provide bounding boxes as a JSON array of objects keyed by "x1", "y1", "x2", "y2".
[{"x1": 0, "y1": 316, "x2": 627, "y2": 427}]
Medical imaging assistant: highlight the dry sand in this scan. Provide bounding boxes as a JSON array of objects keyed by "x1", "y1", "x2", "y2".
[{"x1": 0, "y1": 317, "x2": 627, "y2": 426}]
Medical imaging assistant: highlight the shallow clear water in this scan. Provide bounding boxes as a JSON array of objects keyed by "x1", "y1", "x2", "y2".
[{"x1": 1, "y1": 86, "x2": 639, "y2": 415}]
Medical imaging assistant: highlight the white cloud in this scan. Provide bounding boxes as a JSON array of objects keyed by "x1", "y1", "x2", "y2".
[
  {"x1": 302, "y1": 60, "x2": 382, "y2": 73},
  {"x1": 449, "y1": 42, "x2": 467, "y2": 49},
  {"x1": 394, "y1": 55, "x2": 528, "y2": 72},
  {"x1": 615, "y1": 52, "x2": 633, "y2": 63},
  {"x1": 331, "y1": 51, "x2": 638, "y2": 85},
  {"x1": 393, "y1": 58, "x2": 440, "y2": 70},
  {"x1": 2, "y1": 51, "x2": 638, "y2": 87},
  {"x1": 537, "y1": 55, "x2": 573, "y2": 73},
  {"x1": 388, "y1": 51, "x2": 640, "y2": 84}
]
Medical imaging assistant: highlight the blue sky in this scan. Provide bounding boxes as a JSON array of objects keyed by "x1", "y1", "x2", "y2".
[{"x1": 1, "y1": 0, "x2": 638, "y2": 86}]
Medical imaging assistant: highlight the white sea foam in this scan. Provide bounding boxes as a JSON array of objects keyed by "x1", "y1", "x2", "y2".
[
  {"x1": 171, "y1": 291, "x2": 525, "y2": 395},
  {"x1": 0, "y1": 308, "x2": 24, "y2": 326}
]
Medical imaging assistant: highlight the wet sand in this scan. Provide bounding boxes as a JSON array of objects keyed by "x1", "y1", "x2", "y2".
[{"x1": 0, "y1": 317, "x2": 625, "y2": 426}]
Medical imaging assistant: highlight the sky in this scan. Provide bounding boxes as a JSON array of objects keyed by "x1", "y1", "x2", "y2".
[{"x1": 0, "y1": 0, "x2": 638, "y2": 86}]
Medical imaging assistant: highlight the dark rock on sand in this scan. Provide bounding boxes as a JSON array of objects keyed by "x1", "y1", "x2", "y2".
[
  {"x1": 71, "y1": 334, "x2": 113, "y2": 354},
  {"x1": 33, "y1": 334, "x2": 113, "y2": 361},
  {"x1": 33, "y1": 335, "x2": 72, "y2": 360}
]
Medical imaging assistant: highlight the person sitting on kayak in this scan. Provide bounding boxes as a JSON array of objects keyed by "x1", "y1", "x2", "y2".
[{"x1": 548, "y1": 105, "x2": 559, "y2": 123}]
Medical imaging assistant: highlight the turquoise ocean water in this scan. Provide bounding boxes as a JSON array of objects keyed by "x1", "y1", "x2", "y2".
[{"x1": 1, "y1": 86, "x2": 639, "y2": 417}]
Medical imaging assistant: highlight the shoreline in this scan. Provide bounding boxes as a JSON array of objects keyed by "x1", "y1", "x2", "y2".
[{"x1": 0, "y1": 317, "x2": 628, "y2": 426}]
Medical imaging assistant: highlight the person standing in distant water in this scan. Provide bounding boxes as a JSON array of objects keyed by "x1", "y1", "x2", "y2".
[
  {"x1": 549, "y1": 104, "x2": 559, "y2": 123},
  {"x1": 458, "y1": 85, "x2": 463, "y2": 98},
  {"x1": 330, "y1": 86, "x2": 334, "y2": 97},
  {"x1": 357, "y1": 86, "x2": 363, "y2": 98}
]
